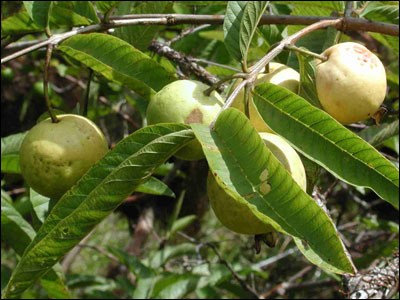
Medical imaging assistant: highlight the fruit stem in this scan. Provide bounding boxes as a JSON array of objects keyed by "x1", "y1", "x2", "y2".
[
  {"x1": 44, "y1": 44, "x2": 59, "y2": 123},
  {"x1": 203, "y1": 73, "x2": 247, "y2": 97},
  {"x1": 285, "y1": 45, "x2": 328, "y2": 61}
]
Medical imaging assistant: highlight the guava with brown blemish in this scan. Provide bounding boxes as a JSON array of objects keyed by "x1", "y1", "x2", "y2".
[
  {"x1": 316, "y1": 42, "x2": 387, "y2": 125},
  {"x1": 207, "y1": 132, "x2": 307, "y2": 235},
  {"x1": 146, "y1": 80, "x2": 224, "y2": 160},
  {"x1": 19, "y1": 114, "x2": 108, "y2": 199}
]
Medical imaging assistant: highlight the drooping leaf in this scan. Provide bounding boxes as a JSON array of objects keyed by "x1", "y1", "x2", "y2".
[
  {"x1": 23, "y1": 1, "x2": 52, "y2": 28},
  {"x1": 2, "y1": 124, "x2": 194, "y2": 299},
  {"x1": 192, "y1": 109, "x2": 356, "y2": 274},
  {"x1": 223, "y1": 1, "x2": 248, "y2": 62},
  {"x1": 252, "y1": 83, "x2": 399, "y2": 209},
  {"x1": 58, "y1": 33, "x2": 175, "y2": 101},
  {"x1": 240, "y1": 1, "x2": 269, "y2": 67}
]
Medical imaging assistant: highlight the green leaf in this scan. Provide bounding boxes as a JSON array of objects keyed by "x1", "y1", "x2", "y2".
[
  {"x1": 50, "y1": 2, "x2": 95, "y2": 27},
  {"x1": 168, "y1": 215, "x2": 197, "y2": 239},
  {"x1": 223, "y1": 1, "x2": 248, "y2": 62},
  {"x1": 69, "y1": 1, "x2": 100, "y2": 24},
  {"x1": 1, "y1": 191, "x2": 70, "y2": 299},
  {"x1": 240, "y1": 1, "x2": 269, "y2": 66},
  {"x1": 1, "y1": 11, "x2": 42, "y2": 39},
  {"x1": 114, "y1": 1, "x2": 173, "y2": 51},
  {"x1": 95, "y1": 1, "x2": 121, "y2": 14},
  {"x1": 358, "y1": 120, "x2": 399, "y2": 147},
  {"x1": 253, "y1": 83, "x2": 399, "y2": 209},
  {"x1": 152, "y1": 273, "x2": 200, "y2": 299},
  {"x1": 136, "y1": 176, "x2": 175, "y2": 198},
  {"x1": 370, "y1": 33, "x2": 399, "y2": 55},
  {"x1": 23, "y1": 1, "x2": 52, "y2": 28},
  {"x1": 108, "y1": 248, "x2": 155, "y2": 278},
  {"x1": 1, "y1": 132, "x2": 27, "y2": 174},
  {"x1": 167, "y1": 191, "x2": 186, "y2": 234},
  {"x1": 58, "y1": 33, "x2": 175, "y2": 101},
  {"x1": 30, "y1": 189, "x2": 51, "y2": 225},
  {"x1": 192, "y1": 109, "x2": 356, "y2": 274},
  {"x1": 297, "y1": 51, "x2": 321, "y2": 109},
  {"x1": 2, "y1": 124, "x2": 194, "y2": 299},
  {"x1": 149, "y1": 243, "x2": 197, "y2": 269},
  {"x1": 362, "y1": 3, "x2": 399, "y2": 24}
]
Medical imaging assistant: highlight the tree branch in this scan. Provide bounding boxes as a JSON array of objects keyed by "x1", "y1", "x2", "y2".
[{"x1": 2, "y1": 14, "x2": 398, "y2": 64}]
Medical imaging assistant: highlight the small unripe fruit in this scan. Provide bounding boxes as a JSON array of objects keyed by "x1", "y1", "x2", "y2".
[
  {"x1": 316, "y1": 42, "x2": 387, "y2": 125},
  {"x1": 231, "y1": 62, "x2": 300, "y2": 132},
  {"x1": 20, "y1": 114, "x2": 108, "y2": 199},
  {"x1": 146, "y1": 80, "x2": 224, "y2": 160},
  {"x1": 207, "y1": 132, "x2": 306, "y2": 235}
]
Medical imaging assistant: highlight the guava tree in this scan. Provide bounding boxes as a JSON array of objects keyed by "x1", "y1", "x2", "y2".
[{"x1": 1, "y1": 1, "x2": 399, "y2": 299}]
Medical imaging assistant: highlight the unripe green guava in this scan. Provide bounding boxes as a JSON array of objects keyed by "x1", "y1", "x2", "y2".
[
  {"x1": 231, "y1": 62, "x2": 300, "y2": 132},
  {"x1": 19, "y1": 114, "x2": 108, "y2": 199},
  {"x1": 146, "y1": 80, "x2": 224, "y2": 160},
  {"x1": 316, "y1": 42, "x2": 387, "y2": 125},
  {"x1": 207, "y1": 132, "x2": 306, "y2": 235}
]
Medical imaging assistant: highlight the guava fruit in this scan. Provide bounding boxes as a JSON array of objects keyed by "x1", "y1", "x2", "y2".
[
  {"x1": 207, "y1": 132, "x2": 306, "y2": 235},
  {"x1": 230, "y1": 62, "x2": 300, "y2": 132},
  {"x1": 146, "y1": 80, "x2": 224, "y2": 161},
  {"x1": 316, "y1": 42, "x2": 387, "y2": 125},
  {"x1": 19, "y1": 114, "x2": 109, "y2": 199}
]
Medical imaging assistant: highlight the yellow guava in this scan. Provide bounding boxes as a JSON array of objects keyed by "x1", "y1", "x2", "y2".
[
  {"x1": 207, "y1": 132, "x2": 306, "y2": 235},
  {"x1": 316, "y1": 42, "x2": 387, "y2": 125},
  {"x1": 230, "y1": 62, "x2": 300, "y2": 132},
  {"x1": 19, "y1": 114, "x2": 109, "y2": 199},
  {"x1": 146, "y1": 80, "x2": 224, "y2": 161}
]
